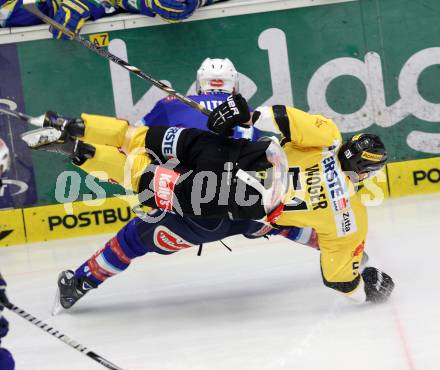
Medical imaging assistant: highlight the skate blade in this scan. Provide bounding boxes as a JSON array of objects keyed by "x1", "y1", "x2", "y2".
[
  {"x1": 51, "y1": 287, "x2": 64, "y2": 316},
  {"x1": 21, "y1": 127, "x2": 62, "y2": 148},
  {"x1": 29, "y1": 114, "x2": 46, "y2": 127}
]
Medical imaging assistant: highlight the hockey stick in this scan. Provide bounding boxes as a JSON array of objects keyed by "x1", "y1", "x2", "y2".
[
  {"x1": 0, "y1": 105, "x2": 45, "y2": 126},
  {"x1": 4, "y1": 301, "x2": 124, "y2": 370},
  {"x1": 23, "y1": 4, "x2": 211, "y2": 117}
]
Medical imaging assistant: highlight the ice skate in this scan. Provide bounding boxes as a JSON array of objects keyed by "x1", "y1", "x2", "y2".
[
  {"x1": 52, "y1": 270, "x2": 96, "y2": 315},
  {"x1": 21, "y1": 126, "x2": 80, "y2": 161},
  {"x1": 21, "y1": 126, "x2": 94, "y2": 164},
  {"x1": 40, "y1": 111, "x2": 85, "y2": 138}
]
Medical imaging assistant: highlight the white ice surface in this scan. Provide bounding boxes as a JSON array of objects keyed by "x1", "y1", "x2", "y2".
[{"x1": 1, "y1": 194, "x2": 439, "y2": 370}]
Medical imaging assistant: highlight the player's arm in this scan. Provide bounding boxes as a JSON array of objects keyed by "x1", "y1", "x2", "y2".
[
  {"x1": 251, "y1": 105, "x2": 342, "y2": 148},
  {"x1": 49, "y1": 0, "x2": 110, "y2": 40},
  {"x1": 141, "y1": 100, "x2": 169, "y2": 127},
  {"x1": 206, "y1": 95, "x2": 341, "y2": 148}
]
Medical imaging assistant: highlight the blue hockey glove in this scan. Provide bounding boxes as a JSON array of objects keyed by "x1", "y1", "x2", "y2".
[
  {"x1": 0, "y1": 347, "x2": 14, "y2": 370},
  {"x1": 1, "y1": 0, "x2": 60, "y2": 28},
  {"x1": 50, "y1": 0, "x2": 106, "y2": 40},
  {"x1": 146, "y1": 0, "x2": 202, "y2": 23},
  {"x1": 0, "y1": 316, "x2": 9, "y2": 338},
  {"x1": 39, "y1": 0, "x2": 61, "y2": 18}
]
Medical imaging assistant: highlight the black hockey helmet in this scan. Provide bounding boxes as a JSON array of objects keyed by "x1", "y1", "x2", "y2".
[{"x1": 338, "y1": 133, "x2": 387, "y2": 177}]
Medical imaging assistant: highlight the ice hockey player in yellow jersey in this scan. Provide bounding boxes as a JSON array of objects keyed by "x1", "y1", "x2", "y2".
[
  {"x1": 249, "y1": 105, "x2": 379, "y2": 301},
  {"x1": 22, "y1": 94, "x2": 394, "y2": 305}
]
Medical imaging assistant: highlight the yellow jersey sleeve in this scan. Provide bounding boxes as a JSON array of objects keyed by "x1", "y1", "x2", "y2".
[{"x1": 253, "y1": 106, "x2": 342, "y2": 148}]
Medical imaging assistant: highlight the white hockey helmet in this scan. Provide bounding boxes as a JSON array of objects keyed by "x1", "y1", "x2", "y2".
[
  {"x1": 196, "y1": 58, "x2": 239, "y2": 94},
  {"x1": 0, "y1": 138, "x2": 11, "y2": 176}
]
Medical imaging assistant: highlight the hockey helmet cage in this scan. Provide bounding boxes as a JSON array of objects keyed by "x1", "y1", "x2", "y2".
[
  {"x1": 196, "y1": 58, "x2": 239, "y2": 94},
  {"x1": 338, "y1": 133, "x2": 387, "y2": 177},
  {"x1": 0, "y1": 138, "x2": 11, "y2": 176}
]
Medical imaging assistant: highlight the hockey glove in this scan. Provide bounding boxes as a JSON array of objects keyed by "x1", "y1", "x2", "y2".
[
  {"x1": 51, "y1": 0, "x2": 106, "y2": 40},
  {"x1": 38, "y1": 0, "x2": 60, "y2": 18},
  {"x1": 146, "y1": 0, "x2": 204, "y2": 23},
  {"x1": 362, "y1": 267, "x2": 395, "y2": 303},
  {"x1": 0, "y1": 0, "x2": 60, "y2": 27},
  {"x1": 0, "y1": 316, "x2": 9, "y2": 338},
  {"x1": 207, "y1": 94, "x2": 251, "y2": 135}
]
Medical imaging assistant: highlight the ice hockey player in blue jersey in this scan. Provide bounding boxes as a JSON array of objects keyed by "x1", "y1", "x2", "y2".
[
  {"x1": 51, "y1": 57, "x2": 323, "y2": 312},
  {"x1": 0, "y1": 274, "x2": 15, "y2": 370},
  {"x1": 142, "y1": 57, "x2": 260, "y2": 141},
  {"x1": 142, "y1": 57, "x2": 239, "y2": 130}
]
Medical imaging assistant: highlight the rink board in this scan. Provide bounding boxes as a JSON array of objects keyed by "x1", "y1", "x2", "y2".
[
  {"x1": 387, "y1": 156, "x2": 440, "y2": 197},
  {"x1": 1, "y1": 0, "x2": 440, "y2": 246},
  {"x1": 0, "y1": 208, "x2": 26, "y2": 246},
  {"x1": 0, "y1": 196, "x2": 139, "y2": 246},
  {"x1": 1, "y1": 0, "x2": 440, "y2": 210},
  {"x1": 1, "y1": 156, "x2": 439, "y2": 247}
]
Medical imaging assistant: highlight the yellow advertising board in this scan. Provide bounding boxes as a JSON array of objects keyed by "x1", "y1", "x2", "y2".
[
  {"x1": 387, "y1": 157, "x2": 440, "y2": 197},
  {"x1": 0, "y1": 208, "x2": 26, "y2": 247},
  {"x1": 3, "y1": 156, "x2": 440, "y2": 247},
  {"x1": 23, "y1": 196, "x2": 139, "y2": 243}
]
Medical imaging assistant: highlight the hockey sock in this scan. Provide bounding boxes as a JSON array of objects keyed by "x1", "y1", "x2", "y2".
[
  {"x1": 73, "y1": 217, "x2": 159, "y2": 286},
  {"x1": 75, "y1": 235, "x2": 132, "y2": 286}
]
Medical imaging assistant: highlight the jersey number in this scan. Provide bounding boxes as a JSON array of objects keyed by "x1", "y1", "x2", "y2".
[{"x1": 284, "y1": 167, "x2": 308, "y2": 212}]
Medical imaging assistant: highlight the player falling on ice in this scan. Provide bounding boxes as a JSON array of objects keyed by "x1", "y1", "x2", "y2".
[
  {"x1": 29, "y1": 57, "x2": 319, "y2": 312},
  {"x1": 22, "y1": 89, "x2": 394, "y2": 308},
  {"x1": 140, "y1": 57, "x2": 317, "y2": 245}
]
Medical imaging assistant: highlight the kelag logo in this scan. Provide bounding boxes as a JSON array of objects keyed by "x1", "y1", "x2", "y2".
[{"x1": 48, "y1": 207, "x2": 132, "y2": 231}]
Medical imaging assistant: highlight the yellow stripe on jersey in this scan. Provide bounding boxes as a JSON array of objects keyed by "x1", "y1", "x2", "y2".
[
  {"x1": 60, "y1": 7, "x2": 72, "y2": 39},
  {"x1": 152, "y1": 0, "x2": 184, "y2": 13}
]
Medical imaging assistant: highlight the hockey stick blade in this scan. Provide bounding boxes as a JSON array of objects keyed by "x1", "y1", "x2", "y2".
[
  {"x1": 0, "y1": 105, "x2": 45, "y2": 126},
  {"x1": 5, "y1": 301, "x2": 125, "y2": 370},
  {"x1": 23, "y1": 4, "x2": 211, "y2": 117}
]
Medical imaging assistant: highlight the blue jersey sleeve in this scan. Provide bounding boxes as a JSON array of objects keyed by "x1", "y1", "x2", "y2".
[
  {"x1": 142, "y1": 101, "x2": 169, "y2": 126},
  {"x1": 142, "y1": 93, "x2": 262, "y2": 141}
]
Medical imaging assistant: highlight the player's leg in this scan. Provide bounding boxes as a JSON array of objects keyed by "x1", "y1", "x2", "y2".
[
  {"x1": 55, "y1": 212, "x2": 263, "y2": 309},
  {"x1": 52, "y1": 112, "x2": 151, "y2": 151},
  {"x1": 23, "y1": 112, "x2": 152, "y2": 189},
  {"x1": 24, "y1": 113, "x2": 278, "y2": 219}
]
